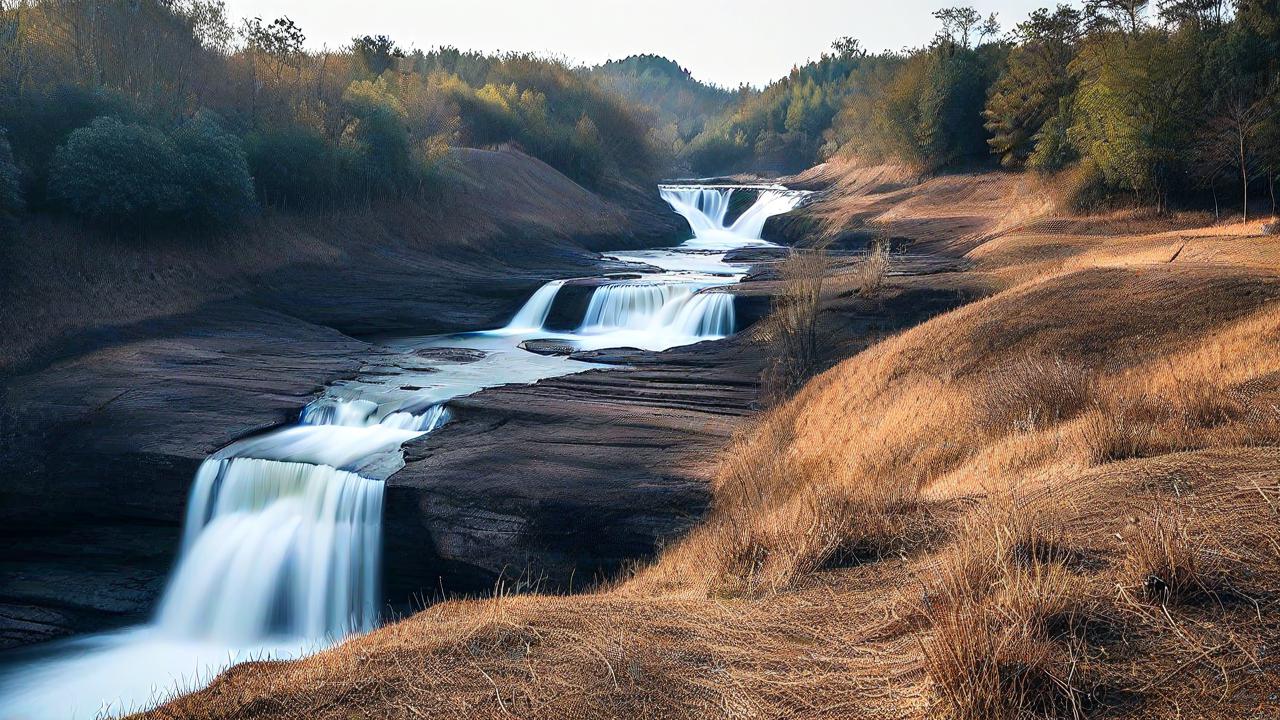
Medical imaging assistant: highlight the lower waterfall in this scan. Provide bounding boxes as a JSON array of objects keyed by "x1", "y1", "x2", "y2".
[{"x1": 159, "y1": 458, "x2": 384, "y2": 642}]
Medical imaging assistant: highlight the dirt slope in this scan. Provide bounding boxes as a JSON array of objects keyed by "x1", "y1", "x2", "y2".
[{"x1": 146, "y1": 167, "x2": 1280, "y2": 719}]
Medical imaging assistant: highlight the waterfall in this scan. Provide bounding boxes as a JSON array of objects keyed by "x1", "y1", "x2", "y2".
[
  {"x1": 580, "y1": 283, "x2": 693, "y2": 330},
  {"x1": 655, "y1": 290, "x2": 735, "y2": 336},
  {"x1": 579, "y1": 282, "x2": 734, "y2": 339},
  {"x1": 302, "y1": 398, "x2": 450, "y2": 433},
  {"x1": 658, "y1": 186, "x2": 734, "y2": 235},
  {"x1": 503, "y1": 279, "x2": 565, "y2": 331},
  {"x1": 728, "y1": 189, "x2": 805, "y2": 239},
  {"x1": 158, "y1": 458, "x2": 383, "y2": 642},
  {"x1": 659, "y1": 185, "x2": 804, "y2": 247},
  {"x1": 153, "y1": 400, "x2": 448, "y2": 644}
]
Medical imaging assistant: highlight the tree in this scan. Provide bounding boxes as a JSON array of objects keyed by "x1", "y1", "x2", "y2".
[
  {"x1": 1157, "y1": 0, "x2": 1228, "y2": 30},
  {"x1": 933, "y1": 6, "x2": 984, "y2": 48},
  {"x1": 173, "y1": 112, "x2": 256, "y2": 225},
  {"x1": 1083, "y1": 0, "x2": 1149, "y2": 34},
  {"x1": 915, "y1": 47, "x2": 992, "y2": 168},
  {"x1": 352, "y1": 34, "x2": 404, "y2": 76},
  {"x1": 342, "y1": 79, "x2": 415, "y2": 198},
  {"x1": 984, "y1": 5, "x2": 1083, "y2": 166},
  {"x1": 246, "y1": 127, "x2": 340, "y2": 209},
  {"x1": 831, "y1": 37, "x2": 868, "y2": 59},
  {"x1": 242, "y1": 16, "x2": 304, "y2": 83},
  {"x1": 1070, "y1": 31, "x2": 1198, "y2": 210}
]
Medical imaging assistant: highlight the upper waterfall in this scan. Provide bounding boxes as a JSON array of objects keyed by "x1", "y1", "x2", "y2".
[{"x1": 659, "y1": 185, "x2": 804, "y2": 248}]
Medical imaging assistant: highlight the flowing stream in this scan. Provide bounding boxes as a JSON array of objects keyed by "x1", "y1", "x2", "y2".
[{"x1": 0, "y1": 184, "x2": 803, "y2": 718}]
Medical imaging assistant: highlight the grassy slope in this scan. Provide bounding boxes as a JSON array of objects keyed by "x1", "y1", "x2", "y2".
[{"x1": 143, "y1": 163, "x2": 1280, "y2": 720}]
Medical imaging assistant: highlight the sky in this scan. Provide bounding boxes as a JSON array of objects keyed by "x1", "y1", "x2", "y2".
[{"x1": 221, "y1": 0, "x2": 1058, "y2": 88}]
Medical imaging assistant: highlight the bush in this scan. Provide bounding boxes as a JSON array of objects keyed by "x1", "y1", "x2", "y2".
[
  {"x1": 0, "y1": 131, "x2": 22, "y2": 229},
  {"x1": 245, "y1": 128, "x2": 342, "y2": 209},
  {"x1": 173, "y1": 112, "x2": 256, "y2": 225},
  {"x1": 685, "y1": 130, "x2": 751, "y2": 176},
  {"x1": 0, "y1": 85, "x2": 133, "y2": 207},
  {"x1": 48, "y1": 114, "x2": 255, "y2": 231},
  {"x1": 47, "y1": 117, "x2": 187, "y2": 228}
]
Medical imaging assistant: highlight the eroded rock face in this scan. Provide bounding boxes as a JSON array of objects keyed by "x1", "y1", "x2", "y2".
[{"x1": 382, "y1": 334, "x2": 765, "y2": 607}]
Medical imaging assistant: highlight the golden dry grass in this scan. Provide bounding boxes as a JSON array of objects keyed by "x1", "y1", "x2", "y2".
[{"x1": 142, "y1": 171, "x2": 1280, "y2": 720}]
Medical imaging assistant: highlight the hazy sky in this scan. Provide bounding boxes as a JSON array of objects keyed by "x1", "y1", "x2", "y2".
[{"x1": 221, "y1": 1, "x2": 1057, "y2": 88}]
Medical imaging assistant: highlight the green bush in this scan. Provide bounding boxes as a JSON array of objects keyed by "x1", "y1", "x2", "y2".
[
  {"x1": 0, "y1": 86, "x2": 132, "y2": 208},
  {"x1": 173, "y1": 112, "x2": 256, "y2": 225},
  {"x1": 343, "y1": 79, "x2": 418, "y2": 198},
  {"x1": 48, "y1": 114, "x2": 255, "y2": 230},
  {"x1": 685, "y1": 130, "x2": 751, "y2": 176},
  {"x1": 48, "y1": 117, "x2": 186, "y2": 228},
  {"x1": 246, "y1": 128, "x2": 342, "y2": 209}
]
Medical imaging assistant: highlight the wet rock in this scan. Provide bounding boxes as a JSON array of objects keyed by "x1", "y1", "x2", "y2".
[
  {"x1": 518, "y1": 339, "x2": 580, "y2": 356},
  {"x1": 412, "y1": 347, "x2": 488, "y2": 363},
  {"x1": 384, "y1": 333, "x2": 766, "y2": 605}
]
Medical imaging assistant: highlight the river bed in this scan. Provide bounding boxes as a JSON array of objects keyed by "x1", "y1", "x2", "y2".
[{"x1": 0, "y1": 184, "x2": 804, "y2": 719}]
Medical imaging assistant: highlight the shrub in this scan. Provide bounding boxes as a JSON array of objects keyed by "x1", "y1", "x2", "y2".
[
  {"x1": 0, "y1": 85, "x2": 133, "y2": 207},
  {"x1": 245, "y1": 128, "x2": 342, "y2": 209},
  {"x1": 685, "y1": 130, "x2": 751, "y2": 176},
  {"x1": 173, "y1": 113, "x2": 256, "y2": 226},
  {"x1": 0, "y1": 131, "x2": 22, "y2": 229},
  {"x1": 47, "y1": 117, "x2": 186, "y2": 228}
]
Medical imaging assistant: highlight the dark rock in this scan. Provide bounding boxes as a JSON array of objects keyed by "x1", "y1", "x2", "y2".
[
  {"x1": 518, "y1": 339, "x2": 580, "y2": 356},
  {"x1": 412, "y1": 347, "x2": 488, "y2": 363},
  {"x1": 383, "y1": 333, "x2": 767, "y2": 607}
]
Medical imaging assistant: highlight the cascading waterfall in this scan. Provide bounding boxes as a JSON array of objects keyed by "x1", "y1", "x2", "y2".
[
  {"x1": 657, "y1": 186, "x2": 734, "y2": 235},
  {"x1": 727, "y1": 188, "x2": 805, "y2": 239},
  {"x1": 158, "y1": 458, "x2": 383, "y2": 642},
  {"x1": 656, "y1": 290, "x2": 735, "y2": 337},
  {"x1": 487, "y1": 186, "x2": 802, "y2": 347},
  {"x1": 578, "y1": 283, "x2": 735, "y2": 338},
  {"x1": 659, "y1": 185, "x2": 804, "y2": 249},
  {"x1": 153, "y1": 397, "x2": 451, "y2": 645},
  {"x1": 503, "y1": 279, "x2": 565, "y2": 332},
  {"x1": 302, "y1": 397, "x2": 450, "y2": 433}
]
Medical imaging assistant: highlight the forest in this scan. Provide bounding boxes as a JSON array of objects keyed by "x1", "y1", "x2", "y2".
[
  {"x1": 687, "y1": 0, "x2": 1280, "y2": 218},
  {"x1": 1, "y1": 0, "x2": 1278, "y2": 236}
]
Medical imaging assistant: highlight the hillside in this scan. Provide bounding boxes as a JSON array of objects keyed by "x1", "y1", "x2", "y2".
[
  {"x1": 146, "y1": 162, "x2": 1280, "y2": 719},
  {"x1": 589, "y1": 55, "x2": 736, "y2": 144}
]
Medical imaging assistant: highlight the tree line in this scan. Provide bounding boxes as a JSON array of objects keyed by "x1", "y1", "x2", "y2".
[
  {"x1": 0, "y1": 0, "x2": 666, "y2": 233},
  {"x1": 686, "y1": 1, "x2": 1280, "y2": 218}
]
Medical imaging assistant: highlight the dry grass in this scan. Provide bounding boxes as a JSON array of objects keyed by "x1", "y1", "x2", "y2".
[
  {"x1": 853, "y1": 238, "x2": 891, "y2": 300},
  {"x1": 141, "y1": 169, "x2": 1280, "y2": 720},
  {"x1": 1121, "y1": 505, "x2": 1209, "y2": 604},
  {"x1": 760, "y1": 246, "x2": 829, "y2": 406}
]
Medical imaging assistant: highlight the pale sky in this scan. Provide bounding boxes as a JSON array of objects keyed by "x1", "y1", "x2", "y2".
[{"x1": 222, "y1": 0, "x2": 1058, "y2": 88}]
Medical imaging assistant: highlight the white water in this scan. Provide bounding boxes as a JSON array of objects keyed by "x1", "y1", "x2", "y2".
[
  {"x1": 502, "y1": 279, "x2": 565, "y2": 332},
  {"x1": 159, "y1": 459, "x2": 383, "y2": 642},
  {"x1": 0, "y1": 183, "x2": 803, "y2": 719},
  {"x1": 579, "y1": 283, "x2": 735, "y2": 338}
]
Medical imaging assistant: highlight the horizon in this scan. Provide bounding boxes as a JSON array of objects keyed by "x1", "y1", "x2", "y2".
[{"x1": 221, "y1": 0, "x2": 1061, "y2": 88}]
